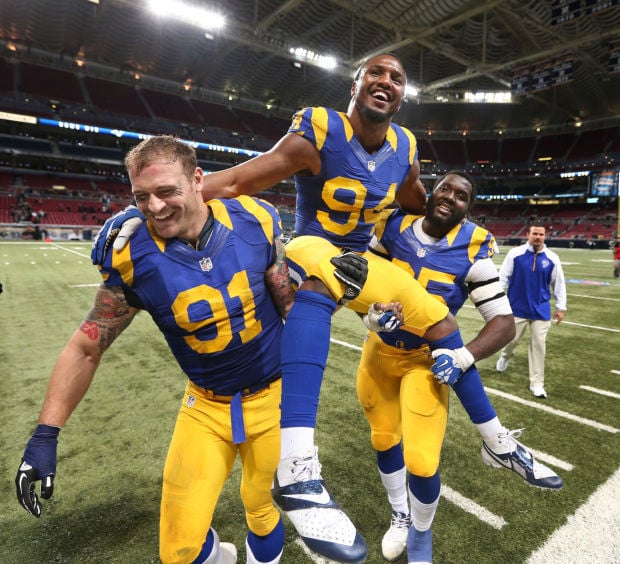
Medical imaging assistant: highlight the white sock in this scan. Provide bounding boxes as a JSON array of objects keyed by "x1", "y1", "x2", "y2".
[
  {"x1": 379, "y1": 466, "x2": 409, "y2": 514},
  {"x1": 476, "y1": 417, "x2": 505, "y2": 440},
  {"x1": 408, "y1": 488, "x2": 440, "y2": 533},
  {"x1": 280, "y1": 427, "x2": 315, "y2": 459}
]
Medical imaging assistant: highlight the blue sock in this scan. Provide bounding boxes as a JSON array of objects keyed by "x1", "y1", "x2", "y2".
[
  {"x1": 409, "y1": 471, "x2": 440, "y2": 504},
  {"x1": 377, "y1": 443, "x2": 405, "y2": 474},
  {"x1": 280, "y1": 290, "x2": 336, "y2": 428},
  {"x1": 192, "y1": 528, "x2": 215, "y2": 563},
  {"x1": 247, "y1": 517, "x2": 285, "y2": 562},
  {"x1": 452, "y1": 366, "x2": 497, "y2": 424}
]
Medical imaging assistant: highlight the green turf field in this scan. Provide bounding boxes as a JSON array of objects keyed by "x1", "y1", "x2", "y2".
[{"x1": 1, "y1": 241, "x2": 618, "y2": 563}]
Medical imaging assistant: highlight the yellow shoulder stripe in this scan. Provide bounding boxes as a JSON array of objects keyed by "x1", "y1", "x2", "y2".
[
  {"x1": 235, "y1": 196, "x2": 276, "y2": 245},
  {"x1": 207, "y1": 199, "x2": 233, "y2": 230},
  {"x1": 311, "y1": 107, "x2": 329, "y2": 151},
  {"x1": 468, "y1": 225, "x2": 489, "y2": 263}
]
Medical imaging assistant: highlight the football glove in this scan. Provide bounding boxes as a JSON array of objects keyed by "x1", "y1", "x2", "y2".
[
  {"x1": 363, "y1": 303, "x2": 403, "y2": 332},
  {"x1": 91, "y1": 205, "x2": 145, "y2": 265},
  {"x1": 16, "y1": 424, "x2": 60, "y2": 518},
  {"x1": 330, "y1": 249, "x2": 368, "y2": 304},
  {"x1": 430, "y1": 346, "x2": 474, "y2": 385}
]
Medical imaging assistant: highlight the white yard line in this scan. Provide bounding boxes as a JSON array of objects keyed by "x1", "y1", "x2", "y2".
[
  {"x1": 579, "y1": 385, "x2": 620, "y2": 400},
  {"x1": 567, "y1": 292, "x2": 620, "y2": 301},
  {"x1": 560, "y1": 320, "x2": 620, "y2": 333},
  {"x1": 440, "y1": 484, "x2": 507, "y2": 529},
  {"x1": 526, "y1": 467, "x2": 620, "y2": 564},
  {"x1": 484, "y1": 387, "x2": 619, "y2": 434}
]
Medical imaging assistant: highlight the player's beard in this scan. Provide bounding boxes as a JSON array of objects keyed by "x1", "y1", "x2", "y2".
[{"x1": 357, "y1": 98, "x2": 394, "y2": 124}]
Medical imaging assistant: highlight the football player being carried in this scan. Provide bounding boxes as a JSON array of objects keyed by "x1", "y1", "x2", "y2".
[{"x1": 357, "y1": 171, "x2": 563, "y2": 562}]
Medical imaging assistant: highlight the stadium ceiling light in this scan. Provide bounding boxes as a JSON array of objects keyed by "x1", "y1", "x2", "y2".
[
  {"x1": 289, "y1": 47, "x2": 337, "y2": 71},
  {"x1": 147, "y1": 0, "x2": 226, "y2": 32},
  {"x1": 463, "y1": 91, "x2": 512, "y2": 103},
  {"x1": 405, "y1": 85, "x2": 419, "y2": 98}
]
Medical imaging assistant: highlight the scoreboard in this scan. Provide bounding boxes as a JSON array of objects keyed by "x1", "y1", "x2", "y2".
[
  {"x1": 511, "y1": 56, "x2": 574, "y2": 95},
  {"x1": 551, "y1": 0, "x2": 618, "y2": 26}
]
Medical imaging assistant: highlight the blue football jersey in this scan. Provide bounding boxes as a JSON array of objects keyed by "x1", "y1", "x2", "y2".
[
  {"x1": 374, "y1": 209, "x2": 496, "y2": 349},
  {"x1": 289, "y1": 106, "x2": 418, "y2": 252},
  {"x1": 99, "y1": 196, "x2": 284, "y2": 393}
]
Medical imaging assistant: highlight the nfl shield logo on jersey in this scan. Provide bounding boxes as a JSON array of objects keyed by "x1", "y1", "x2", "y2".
[
  {"x1": 368, "y1": 160, "x2": 376, "y2": 172},
  {"x1": 199, "y1": 257, "x2": 213, "y2": 272}
]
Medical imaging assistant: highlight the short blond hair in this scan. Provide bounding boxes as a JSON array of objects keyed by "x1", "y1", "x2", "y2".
[{"x1": 125, "y1": 135, "x2": 197, "y2": 179}]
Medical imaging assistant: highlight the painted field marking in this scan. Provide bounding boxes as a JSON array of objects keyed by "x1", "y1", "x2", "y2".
[
  {"x1": 484, "y1": 387, "x2": 619, "y2": 433},
  {"x1": 441, "y1": 484, "x2": 507, "y2": 529},
  {"x1": 568, "y1": 292, "x2": 620, "y2": 301},
  {"x1": 526, "y1": 467, "x2": 620, "y2": 563},
  {"x1": 579, "y1": 385, "x2": 620, "y2": 399}
]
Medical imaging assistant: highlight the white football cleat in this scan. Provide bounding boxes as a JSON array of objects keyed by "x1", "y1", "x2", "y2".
[
  {"x1": 495, "y1": 356, "x2": 509, "y2": 372},
  {"x1": 381, "y1": 510, "x2": 410, "y2": 561},
  {"x1": 481, "y1": 428, "x2": 563, "y2": 489},
  {"x1": 219, "y1": 542, "x2": 237, "y2": 564},
  {"x1": 272, "y1": 447, "x2": 367, "y2": 563}
]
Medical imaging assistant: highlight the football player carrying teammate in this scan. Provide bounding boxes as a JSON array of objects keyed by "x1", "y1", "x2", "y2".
[
  {"x1": 357, "y1": 172, "x2": 563, "y2": 562},
  {"x1": 17, "y1": 136, "x2": 297, "y2": 564}
]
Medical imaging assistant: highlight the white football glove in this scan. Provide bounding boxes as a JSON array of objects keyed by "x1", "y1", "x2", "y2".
[
  {"x1": 363, "y1": 303, "x2": 402, "y2": 332},
  {"x1": 430, "y1": 346, "x2": 475, "y2": 385}
]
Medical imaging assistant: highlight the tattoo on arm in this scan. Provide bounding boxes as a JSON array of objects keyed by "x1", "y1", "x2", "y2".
[
  {"x1": 266, "y1": 238, "x2": 295, "y2": 319},
  {"x1": 80, "y1": 285, "x2": 136, "y2": 354}
]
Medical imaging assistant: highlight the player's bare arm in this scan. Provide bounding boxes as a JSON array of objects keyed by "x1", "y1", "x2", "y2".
[
  {"x1": 466, "y1": 313, "x2": 515, "y2": 361},
  {"x1": 37, "y1": 285, "x2": 139, "y2": 428},
  {"x1": 265, "y1": 237, "x2": 295, "y2": 319},
  {"x1": 395, "y1": 161, "x2": 427, "y2": 214},
  {"x1": 202, "y1": 132, "x2": 321, "y2": 200}
]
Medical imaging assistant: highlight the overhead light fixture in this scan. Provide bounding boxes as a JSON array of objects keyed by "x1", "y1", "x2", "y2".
[
  {"x1": 148, "y1": 0, "x2": 225, "y2": 32},
  {"x1": 289, "y1": 47, "x2": 337, "y2": 71},
  {"x1": 405, "y1": 85, "x2": 418, "y2": 98},
  {"x1": 463, "y1": 91, "x2": 512, "y2": 103}
]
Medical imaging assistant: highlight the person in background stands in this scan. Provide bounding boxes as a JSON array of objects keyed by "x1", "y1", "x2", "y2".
[{"x1": 496, "y1": 224, "x2": 567, "y2": 398}]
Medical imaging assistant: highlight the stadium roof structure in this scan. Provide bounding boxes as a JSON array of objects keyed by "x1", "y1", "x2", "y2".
[{"x1": 1, "y1": 0, "x2": 620, "y2": 135}]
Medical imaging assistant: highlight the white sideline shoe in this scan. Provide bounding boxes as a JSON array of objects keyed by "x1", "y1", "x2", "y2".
[
  {"x1": 529, "y1": 384, "x2": 547, "y2": 398},
  {"x1": 381, "y1": 510, "x2": 410, "y2": 561},
  {"x1": 481, "y1": 428, "x2": 563, "y2": 489},
  {"x1": 496, "y1": 356, "x2": 509, "y2": 372},
  {"x1": 271, "y1": 447, "x2": 367, "y2": 563}
]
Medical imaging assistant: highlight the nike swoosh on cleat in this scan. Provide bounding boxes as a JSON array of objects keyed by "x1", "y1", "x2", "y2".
[{"x1": 282, "y1": 486, "x2": 332, "y2": 505}]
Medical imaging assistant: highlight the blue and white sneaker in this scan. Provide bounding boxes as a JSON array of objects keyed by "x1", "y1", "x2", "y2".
[
  {"x1": 407, "y1": 527, "x2": 432, "y2": 564},
  {"x1": 481, "y1": 428, "x2": 563, "y2": 490},
  {"x1": 272, "y1": 447, "x2": 367, "y2": 563}
]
